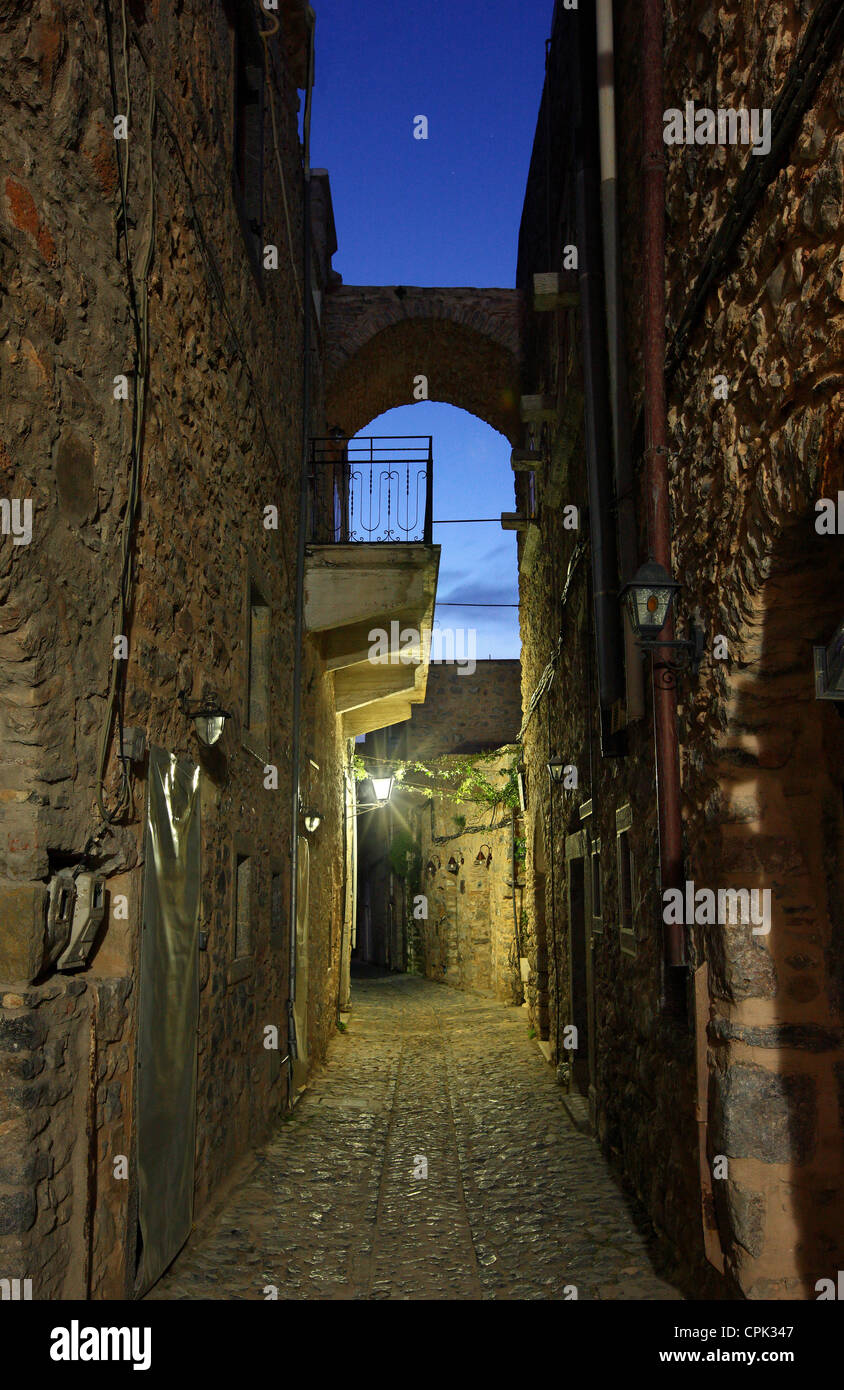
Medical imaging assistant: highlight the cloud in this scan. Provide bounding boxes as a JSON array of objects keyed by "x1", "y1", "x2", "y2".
[{"x1": 436, "y1": 580, "x2": 518, "y2": 606}]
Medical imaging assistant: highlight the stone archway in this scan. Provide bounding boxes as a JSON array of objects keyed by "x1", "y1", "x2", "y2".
[{"x1": 323, "y1": 284, "x2": 524, "y2": 443}]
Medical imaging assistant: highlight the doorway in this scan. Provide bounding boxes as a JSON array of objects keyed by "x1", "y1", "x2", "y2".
[
  {"x1": 565, "y1": 828, "x2": 595, "y2": 1102},
  {"x1": 532, "y1": 815, "x2": 551, "y2": 1040}
]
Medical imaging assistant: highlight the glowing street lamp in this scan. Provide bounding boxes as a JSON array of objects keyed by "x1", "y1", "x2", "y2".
[{"x1": 370, "y1": 774, "x2": 395, "y2": 804}]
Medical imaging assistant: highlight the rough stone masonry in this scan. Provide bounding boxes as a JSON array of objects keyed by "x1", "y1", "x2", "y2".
[{"x1": 0, "y1": 0, "x2": 346, "y2": 1299}]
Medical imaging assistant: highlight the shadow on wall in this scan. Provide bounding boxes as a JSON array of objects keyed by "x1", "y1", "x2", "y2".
[{"x1": 707, "y1": 513, "x2": 844, "y2": 1298}]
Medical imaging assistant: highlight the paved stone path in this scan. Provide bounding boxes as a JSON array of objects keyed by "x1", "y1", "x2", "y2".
[{"x1": 148, "y1": 974, "x2": 683, "y2": 1301}]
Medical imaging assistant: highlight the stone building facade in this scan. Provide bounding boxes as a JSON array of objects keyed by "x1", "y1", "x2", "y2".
[
  {"x1": 0, "y1": 0, "x2": 352, "y2": 1299},
  {"x1": 516, "y1": 0, "x2": 844, "y2": 1297},
  {"x1": 357, "y1": 662, "x2": 524, "y2": 1003},
  {"x1": 410, "y1": 749, "x2": 523, "y2": 1005}
]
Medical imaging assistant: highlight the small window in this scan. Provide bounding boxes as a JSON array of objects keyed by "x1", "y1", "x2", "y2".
[
  {"x1": 270, "y1": 870, "x2": 284, "y2": 949},
  {"x1": 591, "y1": 840, "x2": 602, "y2": 927},
  {"x1": 235, "y1": 855, "x2": 252, "y2": 959},
  {"x1": 618, "y1": 835, "x2": 632, "y2": 928},
  {"x1": 526, "y1": 467, "x2": 537, "y2": 520},
  {"x1": 246, "y1": 580, "x2": 270, "y2": 750},
  {"x1": 616, "y1": 805, "x2": 635, "y2": 955}
]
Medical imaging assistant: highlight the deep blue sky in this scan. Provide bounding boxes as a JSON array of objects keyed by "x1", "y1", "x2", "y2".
[{"x1": 310, "y1": 0, "x2": 553, "y2": 657}]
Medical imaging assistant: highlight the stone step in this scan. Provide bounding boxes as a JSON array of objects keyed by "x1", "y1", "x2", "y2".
[{"x1": 562, "y1": 1092, "x2": 593, "y2": 1136}]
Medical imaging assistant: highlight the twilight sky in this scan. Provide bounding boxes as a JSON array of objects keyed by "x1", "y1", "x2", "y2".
[{"x1": 309, "y1": 0, "x2": 553, "y2": 658}]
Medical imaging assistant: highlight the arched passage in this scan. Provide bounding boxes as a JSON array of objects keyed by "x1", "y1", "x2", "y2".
[{"x1": 323, "y1": 285, "x2": 524, "y2": 443}]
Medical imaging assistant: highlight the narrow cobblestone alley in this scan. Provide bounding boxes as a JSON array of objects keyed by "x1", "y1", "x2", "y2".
[{"x1": 148, "y1": 975, "x2": 683, "y2": 1301}]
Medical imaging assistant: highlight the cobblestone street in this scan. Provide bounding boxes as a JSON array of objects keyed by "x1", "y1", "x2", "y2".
[{"x1": 148, "y1": 974, "x2": 684, "y2": 1301}]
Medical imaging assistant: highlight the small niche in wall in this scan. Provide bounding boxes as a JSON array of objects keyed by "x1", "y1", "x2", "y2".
[
  {"x1": 234, "y1": 854, "x2": 252, "y2": 961},
  {"x1": 245, "y1": 576, "x2": 271, "y2": 757},
  {"x1": 616, "y1": 805, "x2": 636, "y2": 957},
  {"x1": 270, "y1": 869, "x2": 284, "y2": 950}
]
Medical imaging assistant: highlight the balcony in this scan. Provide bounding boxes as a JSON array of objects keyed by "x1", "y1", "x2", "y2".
[
  {"x1": 304, "y1": 436, "x2": 440, "y2": 738},
  {"x1": 307, "y1": 435, "x2": 433, "y2": 544}
]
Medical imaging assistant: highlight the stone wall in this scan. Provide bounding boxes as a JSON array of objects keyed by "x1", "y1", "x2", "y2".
[
  {"x1": 516, "y1": 0, "x2": 844, "y2": 1298},
  {"x1": 0, "y1": 0, "x2": 346, "y2": 1299},
  {"x1": 410, "y1": 754, "x2": 523, "y2": 1005},
  {"x1": 388, "y1": 661, "x2": 522, "y2": 759},
  {"x1": 356, "y1": 665, "x2": 524, "y2": 993}
]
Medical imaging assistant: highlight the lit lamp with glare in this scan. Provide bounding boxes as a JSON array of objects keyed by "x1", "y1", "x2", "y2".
[
  {"x1": 370, "y1": 775, "x2": 395, "y2": 804},
  {"x1": 352, "y1": 771, "x2": 396, "y2": 817}
]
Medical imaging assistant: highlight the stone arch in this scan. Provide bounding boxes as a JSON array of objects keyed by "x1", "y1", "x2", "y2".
[{"x1": 323, "y1": 285, "x2": 524, "y2": 443}]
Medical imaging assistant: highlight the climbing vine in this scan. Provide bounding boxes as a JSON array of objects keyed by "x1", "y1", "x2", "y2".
[
  {"x1": 353, "y1": 746, "x2": 522, "y2": 814},
  {"x1": 388, "y1": 828, "x2": 422, "y2": 882}
]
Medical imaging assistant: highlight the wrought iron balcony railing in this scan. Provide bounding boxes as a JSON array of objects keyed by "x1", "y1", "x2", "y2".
[{"x1": 308, "y1": 436, "x2": 433, "y2": 544}]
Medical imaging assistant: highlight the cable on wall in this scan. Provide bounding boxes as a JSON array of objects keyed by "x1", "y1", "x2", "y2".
[
  {"x1": 257, "y1": 2, "x2": 304, "y2": 315},
  {"x1": 97, "y1": 0, "x2": 157, "y2": 824}
]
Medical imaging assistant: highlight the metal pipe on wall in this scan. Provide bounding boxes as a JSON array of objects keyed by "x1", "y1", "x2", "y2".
[
  {"x1": 641, "y1": 0, "x2": 686, "y2": 973},
  {"x1": 287, "y1": 6, "x2": 316, "y2": 1098},
  {"x1": 572, "y1": 9, "x2": 625, "y2": 753},
  {"x1": 594, "y1": 0, "x2": 644, "y2": 723}
]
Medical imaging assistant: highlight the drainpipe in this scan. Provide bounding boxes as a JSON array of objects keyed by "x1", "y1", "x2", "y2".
[
  {"x1": 642, "y1": 0, "x2": 686, "y2": 973},
  {"x1": 595, "y1": 0, "x2": 644, "y2": 723},
  {"x1": 694, "y1": 962, "x2": 725, "y2": 1271},
  {"x1": 288, "y1": 6, "x2": 316, "y2": 1099},
  {"x1": 573, "y1": 11, "x2": 625, "y2": 755}
]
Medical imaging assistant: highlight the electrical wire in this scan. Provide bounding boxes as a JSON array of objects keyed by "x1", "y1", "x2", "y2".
[
  {"x1": 287, "y1": 4, "x2": 316, "y2": 1104},
  {"x1": 545, "y1": 685, "x2": 562, "y2": 1056},
  {"x1": 257, "y1": 2, "x2": 304, "y2": 314},
  {"x1": 517, "y1": 538, "x2": 586, "y2": 742},
  {"x1": 96, "y1": 0, "x2": 156, "y2": 824}
]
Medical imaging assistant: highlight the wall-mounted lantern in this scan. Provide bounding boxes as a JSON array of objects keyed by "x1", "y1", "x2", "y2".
[
  {"x1": 446, "y1": 853, "x2": 464, "y2": 875},
  {"x1": 474, "y1": 844, "x2": 493, "y2": 868},
  {"x1": 370, "y1": 774, "x2": 395, "y2": 804},
  {"x1": 353, "y1": 771, "x2": 396, "y2": 817},
  {"x1": 620, "y1": 558, "x2": 704, "y2": 678},
  {"x1": 303, "y1": 808, "x2": 323, "y2": 833},
  {"x1": 814, "y1": 621, "x2": 844, "y2": 702},
  {"x1": 180, "y1": 691, "x2": 232, "y2": 747},
  {"x1": 426, "y1": 855, "x2": 441, "y2": 876},
  {"x1": 547, "y1": 756, "x2": 566, "y2": 784}
]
